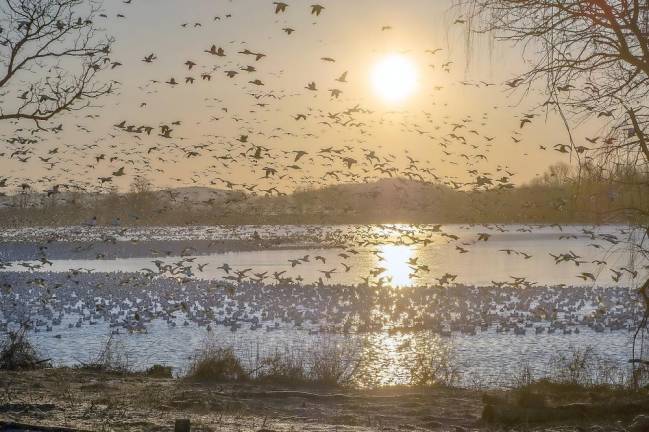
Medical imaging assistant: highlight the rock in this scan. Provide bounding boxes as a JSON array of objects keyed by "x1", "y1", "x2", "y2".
[
  {"x1": 175, "y1": 418, "x2": 191, "y2": 432},
  {"x1": 630, "y1": 415, "x2": 649, "y2": 432}
]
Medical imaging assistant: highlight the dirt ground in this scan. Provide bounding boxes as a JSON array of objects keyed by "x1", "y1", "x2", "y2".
[{"x1": 0, "y1": 368, "x2": 640, "y2": 432}]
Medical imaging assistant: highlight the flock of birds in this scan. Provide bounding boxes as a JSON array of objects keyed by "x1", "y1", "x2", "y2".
[
  {"x1": 1, "y1": 223, "x2": 647, "y2": 289},
  {"x1": 0, "y1": 267, "x2": 642, "y2": 339},
  {"x1": 0, "y1": 0, "x2": 647, "y2": 367},
  {"x1": 0, "y1": 222, "x2": 646, "y2": 347},
  {"x1": 0, "y1": 0, "x2": 609, "y2": 205}
]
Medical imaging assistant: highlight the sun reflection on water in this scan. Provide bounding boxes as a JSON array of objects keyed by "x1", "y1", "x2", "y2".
[
  {"x1": 354, "y1": 331, "x2": 455, "y2": 388},
  {"x1": 377, "y1": 244, "x2": 416, "y2": 287}
]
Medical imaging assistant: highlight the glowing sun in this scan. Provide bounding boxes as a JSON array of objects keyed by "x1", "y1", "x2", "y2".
[{"x1": 371, "y1": 54, "x2": 418, "y2": 103}]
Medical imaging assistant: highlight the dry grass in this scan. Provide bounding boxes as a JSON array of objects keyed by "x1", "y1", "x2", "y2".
[
  {"x1": 0, "y1": 326, "x2": 47, "y2": 370},
  {"x1": 186, "y1": 346, "x2": 248, "y2": 382},
  {"x1": 307, "y1": 339, "x2": 362, "y2": 387},
  {"x1": 408, "y1": 344, "x2": 461, "y2": 387},
  {"x1": 481, "y1": 346, "x2": 649, "y2": 425},
  {"x1": 145, "y1": 364, "x2": 174, "y2": 378},
  {"x1": 75, "y1": 334, "x2": 131, "y2": 373},
  {"x1": 253, "y1": 347, "x2": 309, "y2": 385},
  {"x1": 186, "y1": 338, "x2": 362, "y2": 387}
]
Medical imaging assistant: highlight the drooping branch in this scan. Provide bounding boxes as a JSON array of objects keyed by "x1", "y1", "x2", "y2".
[
  {"x1": 455, "y1": 0, "x2": 649, "y2": 115},
  {"x1": 626, "y1": 106, "x2": 649, "y2": 163},
  {"x1": 0, "y1": 0, "x2": 114, "y2": 125},
  {"x1": 454, "y1": 1, "x2": 649, "y2": 352}
]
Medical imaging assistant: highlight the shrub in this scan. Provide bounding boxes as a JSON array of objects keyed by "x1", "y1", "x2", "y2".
[
  {"x1": 408, "y1": 344, "x2": 460, "y2": 387},
  {"x1": 510, "y1": 360, "x2": 535, "y2": 388},
  {"x1": 187, "y1": 346, "x2": 247, "y2": 382},
  {"x1": 255, "y1": 349, "x2": 308, "y2": 385},
  {"x1": 307, "y1": 339, "x2": 362, "y2": 387},
  {"x1": 0, "y1": 326, "x2": 46, "y2": 370},
  {"x1": 78, "y1": 334, "x2": 130, "y2": 372},
  {"x1": 146, "y1": 364, "x2": 173, "y2": 378},
  {"x1": 549, "y1": 345, "x2": 596, "y2": 385},
  {"x1": 548, "y1": 345, "x2": 627, "y2": 388}
]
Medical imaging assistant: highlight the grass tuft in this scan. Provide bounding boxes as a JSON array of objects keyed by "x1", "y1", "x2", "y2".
[
  {"x1": 146, "y1": 364, "x2": 174, "y2": 378},
  {"x1": 187, "y1": 346, "x2": 248, "y2": 382},
  {"x1": 0, "y1": 326, "x2": 47, "y2": 370}
]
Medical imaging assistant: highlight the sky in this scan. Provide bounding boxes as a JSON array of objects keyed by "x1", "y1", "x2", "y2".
[{"x1": 0, "y1": 0, "x2": 602, "y2": 195}]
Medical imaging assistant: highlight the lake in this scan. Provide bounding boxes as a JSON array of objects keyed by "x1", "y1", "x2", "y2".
[{"x1": 0, "y1": 224, "x2": 647, "y2": 387}]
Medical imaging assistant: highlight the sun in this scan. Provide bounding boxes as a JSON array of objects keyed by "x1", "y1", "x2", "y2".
[{"x1": 371, "y1": 54, "x2": 418, "y2": 103}]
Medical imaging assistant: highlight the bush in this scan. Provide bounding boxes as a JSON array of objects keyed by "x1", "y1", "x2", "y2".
[
  {"x1": 255, "y1": 349, "x2": 308, "y2": 385},
  {"x1": 0, "y1": 326, "x2": 47, "y2": 370},
  {"x1": 408, "y1": 344, "x2": 460, "y2": 387},
  {"x1": 146, "y1": 364, "x2": 173, "y2": 378},
  {"x1": 78, "y1": 334, "x2": 130, "y2": 372},
  {"x1": 307, "y1": 339, "x2": 361, "y2": 387},
  {"x1": 187, "y1": 346, "x2": 247, "y2": 382},
  {"x1": 510, "y1": 360, "x2": 535, "y2": 388},
  {"x1": 548, "y1": 345, "x2": 627, "y2": 388},
  {"x1": 186, "y1": 338, "x2": 362, "y2": 387}
]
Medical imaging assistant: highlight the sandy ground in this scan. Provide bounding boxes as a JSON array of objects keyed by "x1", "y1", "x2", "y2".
[
  {"x1": 0, "y1": 368, "x2": 486, "y2": 431},
  {"x1": 2, "y1": 368, "x2": 647, "y2": 432}
]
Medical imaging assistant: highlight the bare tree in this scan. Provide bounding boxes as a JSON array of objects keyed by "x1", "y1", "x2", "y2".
[
  {"x1": 129, "y1": 176, "x2": 152, "y2": 195},
  {"x1": 0, "y1": 0, "x2": 114, "y2": 128},
  {"x1": 454, "y1": 0, "x2": 649, "y2": 380},
  {"x1": 453, "y1": 1, "x2": 649, "y2": 169}
]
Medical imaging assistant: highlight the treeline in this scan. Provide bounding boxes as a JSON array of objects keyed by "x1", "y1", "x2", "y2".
[{"x1": 0, "y1": 163, "x2": 647, "y2": 227}]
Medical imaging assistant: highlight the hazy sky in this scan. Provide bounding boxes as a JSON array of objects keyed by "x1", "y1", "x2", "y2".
[{"x1": 0, "y1": 0, "x2": 602, "y2": 194}]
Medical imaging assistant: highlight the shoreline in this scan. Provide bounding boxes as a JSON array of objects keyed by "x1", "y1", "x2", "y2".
[
  {"x1": 0, "y1": 239, "x2": 331, "y2": 261},
  {"x1": 0, "y1": 270, "x2": 641, "y2": 389},
  {"x1": 1, "y1": 367, "x2": 648, "y2": 431}
]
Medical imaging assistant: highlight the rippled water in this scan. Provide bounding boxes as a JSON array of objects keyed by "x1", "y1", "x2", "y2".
[
  {"x1": 3, "y1": 224, "x2": 646, "y2": 286},
  {"x1": 24, "y1": 315, "x2": 635, "y2": 387},
  {"x1": 1, "y1": 224, "x2": 647, "y2": 387}
]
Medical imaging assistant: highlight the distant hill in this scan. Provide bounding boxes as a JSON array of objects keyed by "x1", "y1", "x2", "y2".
[
  {"x1": 0, "y1": 186, "x2": 241, "y2": 209},
  {"x1": 244, "y1": 178, "x2": 466, "y2": 222},
  {"x1": 0, "y1": 176, "x2": 637, "y2": 226},
  {"x1": 151, "y1": 187, "x2": 243, "y2": 206}
]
